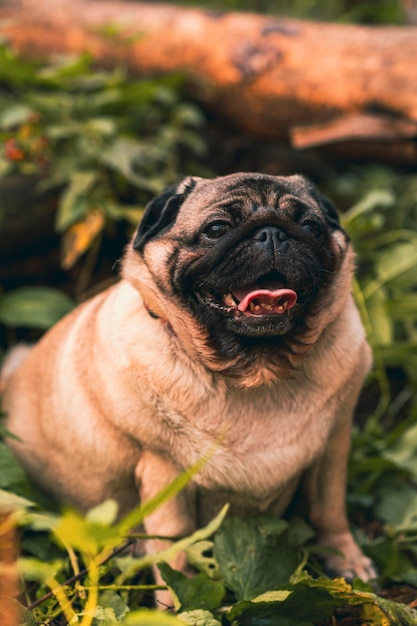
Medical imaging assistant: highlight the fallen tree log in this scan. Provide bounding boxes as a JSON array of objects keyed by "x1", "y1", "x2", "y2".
[{"x1": 1, "y1": 0, "x2": 417, "y2": 163}]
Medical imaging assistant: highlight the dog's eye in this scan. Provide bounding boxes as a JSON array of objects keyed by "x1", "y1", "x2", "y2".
[
  {"x1": 202, "y1": 221, "x2": 232, "y2": 240},
  {"x1": 302, "y1": 220, "x2": 323, "y2": 237}
]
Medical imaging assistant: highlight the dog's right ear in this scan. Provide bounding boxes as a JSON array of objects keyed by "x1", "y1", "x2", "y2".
[{"x1": 133, "y1": 177, "x2": 198, "y2": 252}]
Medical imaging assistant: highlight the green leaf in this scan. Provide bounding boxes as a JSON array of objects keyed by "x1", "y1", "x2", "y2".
[
  {"x1": 186, "y1": 540, "x2": 220, "y2": 578},
  {"x1": 227, "y1": 574, "x2": 417, "y2": 626},
  {"x1": 0, "y1": 287, "x2": 74, "y2": 329},
  {"x1": 374, "y1": 479, "x2": 417, "y2": 531},
  {"x1": 343, "y1": 189, "x2": 394, "y2": 224},
  {"x1": 99, "y1": 138, "x2": 162, "y2": 193},
  {"x1": 366, "y1": 287, "x2": 393, "y2": 346},
  {"x1": 92, "y1": 591, "x2": 130, "y2": 625},
  {"x1": 99, "y1": 590, "x2": 130, "y2": 620},
  {"x1": 376, "y1": 596, "x2": 417, "y2": 626},
  {"x1": 0, "y1": 488, "x2": 34, "y2": 511},
  {"x1": 53, "y1": 508, "x2": 122, "y2": 557},
  {"x1": 227, "y1": 599, "x2": 315, "y2": 626},
  {"x1": 0, "y1": 104, "x2": 34, "y2": 129},
  {"x1": 383, "y1": 422, "x2": 417, "y2": 480},
  {"x1": 177, "y1": 610, "x2": 222, "y2": 626},
  {"x1": 117, "y1": 506, "x2": 228, "y2": 581},
  {"x1": 85, "y1": 117, "x2": 116, "y2": 136},
  {"x1": 55, "y1": 170, "x2": 97, "y2": 232},
  {"x1": 104, "y1": 201, "x2": 144, "y2": 226},
  {"x1": 122, "y1": 609, "x2": 184, "y2": 625},
  {"x1": 86, "y1": 499, "x2": 119, "y2": 526},
  {"x1": 213, "y1": 517, "x2": 299, "y2": 601},
  {"x1": 0, "y1": 443, "x2": 28, "y2": 488},
  {"x1": 18, "y1": 557, "x2": 64, "y2": 582},
  {"x1": 91, "y1": 606, "x2": 120, "y2": 626},
  {"x1": 364, "y1": 241, "x2": 417, "y2": 298},
  {"x1": 157, "y1": 563, "x2": 225, "y2": 612},
  {"x1": 365, "y1": 534, "x2": 415, "y2": 582}
]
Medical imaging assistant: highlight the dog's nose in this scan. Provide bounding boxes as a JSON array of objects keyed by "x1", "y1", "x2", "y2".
[{"x1": 254, "y1": 226, "x2": 288, "y2": 250}]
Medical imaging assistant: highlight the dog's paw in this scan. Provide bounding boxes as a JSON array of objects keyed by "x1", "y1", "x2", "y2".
[{"x1": 318, "y1": 531, "x2": 377, "y2": 582}]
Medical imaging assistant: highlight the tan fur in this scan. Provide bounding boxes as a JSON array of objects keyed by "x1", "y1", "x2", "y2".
[{"x1": 2, "y1": 174, "x2": 376, "y2": 606}]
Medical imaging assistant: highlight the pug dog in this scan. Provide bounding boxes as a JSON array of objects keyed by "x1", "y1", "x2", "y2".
[{"x1": 2, "y1": 173, "x2": 376, "y2": 604}]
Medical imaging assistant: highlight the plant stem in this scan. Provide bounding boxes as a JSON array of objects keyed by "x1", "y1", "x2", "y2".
[{"x1": 27, "y1": 538, "x2": 136, "y2": 610}]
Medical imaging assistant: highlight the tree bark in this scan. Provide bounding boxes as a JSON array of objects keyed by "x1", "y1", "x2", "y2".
[{"x1": 1, "y1": 0, "x2": 417, "y2": 162}]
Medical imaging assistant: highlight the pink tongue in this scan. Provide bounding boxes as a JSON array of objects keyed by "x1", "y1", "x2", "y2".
[{"x1": 235, "y1": 287, "x2": 297, "y2": 313}]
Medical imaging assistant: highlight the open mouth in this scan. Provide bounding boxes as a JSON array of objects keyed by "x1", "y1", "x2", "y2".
[{"x1": 198, "y1": 273, "x2": 298, "y2": 318}]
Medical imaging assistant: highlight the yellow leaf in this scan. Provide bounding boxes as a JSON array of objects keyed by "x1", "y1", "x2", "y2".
[
  {"x1": 361, "y1": 602, "x2": 391, "y2": 626},
  {"x1": 61, "y1": 210, "x2": 105, "y2": 270}
]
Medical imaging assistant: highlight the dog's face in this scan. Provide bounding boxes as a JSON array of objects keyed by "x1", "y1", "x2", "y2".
[{"x1": 123, "y1": 173, "x2": 352, "y2": 385}]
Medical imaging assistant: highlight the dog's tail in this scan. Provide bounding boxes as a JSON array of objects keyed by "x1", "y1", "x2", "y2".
[{"x1": 0, "y1": 344, "x2": 33, "y2": 392}]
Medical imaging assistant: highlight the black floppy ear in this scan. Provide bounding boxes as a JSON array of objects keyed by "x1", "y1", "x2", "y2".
[
  {"x1": 309, "y1": 186, "x2": 347, "y2": 235},
  {"x1": 133, "y1": 178, "x2": 197, "y2": 252},
  {"x1": 319, "y1": 194, "x2": 342, "y2": 231}
]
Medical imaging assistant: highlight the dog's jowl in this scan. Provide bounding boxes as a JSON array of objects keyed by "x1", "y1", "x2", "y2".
[{"x1": 2, "y1": 173, "x2": 376, "y2": 603}]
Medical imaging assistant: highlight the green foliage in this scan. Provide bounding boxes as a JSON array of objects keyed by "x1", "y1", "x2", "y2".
[
  {"x1": 0, "y1": 287, "x2": 74, "y2": 329},
  {"x1": 177, "y1": 0, "x2": 405, "y2": 24},
  {"x1": 1, "y1": 27, "x2": 417, "y2": 625},
  {"x1": 0, "y1": 43, "x2": 207, "y2": 289}
]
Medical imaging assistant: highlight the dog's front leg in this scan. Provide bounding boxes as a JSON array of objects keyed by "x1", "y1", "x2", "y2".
[
  {"x1": 303, "y1": 415, "x2": 376, "y2": 582},
  {"x1": 135, "y1": 451, "x2": 197, "y2": 608}
]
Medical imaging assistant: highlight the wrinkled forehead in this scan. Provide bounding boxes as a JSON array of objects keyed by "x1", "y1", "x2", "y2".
[{"x1": 174, "y1": 174, "x2": 321, "y2": 228}]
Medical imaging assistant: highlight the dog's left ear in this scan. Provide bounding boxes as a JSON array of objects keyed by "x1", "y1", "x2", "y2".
[
  {"x1": 309, "y1": 186, "x2": 348, "y2": 235},
  {"x1": 133, "y1": 177, "x2": 198, "y2": 252}
]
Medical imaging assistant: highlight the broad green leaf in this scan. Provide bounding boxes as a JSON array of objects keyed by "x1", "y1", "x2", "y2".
[
  {"x1": 292, "y1": 574, "x2": 417, "y2": 625},
  {"x1": 383, "y1": 422, "x2": 417, "y2": 480},
  {"x1": 374, "y1": 479, "x2": 417, "y2": 531},
  {"x1": 0, "y1": 104, "x2": 34, "y2": 129},
  {"x1": 0, "y1": 287, "x2": 74, "y2": 329},
  {"x1": 92, "y1": 591, "x2": 130, "y2": 625},
  {"x1": 0, "y1": 489, "x2": 34, "y2": 511},
  {"x1": 364, "y1": 242, "x2": 417, "y2": 298},
  {"x1": 85, "y1": 117, "x2": 116, "y2": 136},
  {"x1": 18, "y1": 557, "x2": 63, "y2": 582},
  {"x1": 21, "y1": 511, "x2": 59, "y2": 533},
  {"x1": 227, "y1": 599, "x2": 315, "y2": 626},
  {"x1": 343, "y1": 189, "x2": 394, "y2": 224},
  {"x1": 364, "y1": 534, "x2": 415, "y2": 582},
  {"x1": 157, "y1": 563, "x2": 225, "y2": 612},
  {"x1": 86, "y1": 499, "x2": 119, "y2": 526},
  {"x1": 228, "y1": 573, "x2": 417, "y2": 626},
  {"x1": 177, "y1": 610, "x2": 222, "y2": 626},
  {"x1": 21, "y1": 533, "x2": 64, "y2": 561},
  {"x1": 213, "y1": 517, "x2": 299, "y2": 601},
  {"x1": 364, "y1": 596, "x2": 417, "y2": 626},
  {"x1": 91, "y1": 605, "x2": 120, "y2": 625},
  {"x1": 99, "y1": 138, "x2": 161, "y2": 193},
  {"x1": 0, "y1": 443, "x2": 28, "y2": 488},
  {"x1": 55, "y1": 170, "x2": 97, "y2": 232},
  {"x1": 98, "y1": 590, "x2": 129, "y2": 620}
]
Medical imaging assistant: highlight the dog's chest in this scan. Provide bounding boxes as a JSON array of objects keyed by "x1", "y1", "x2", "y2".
[{"x1": 155, "y1": 377, "x2": 337, "y2": 500}]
